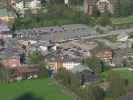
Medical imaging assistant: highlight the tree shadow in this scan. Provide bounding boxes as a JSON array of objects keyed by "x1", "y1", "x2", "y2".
[{"x1": 15, "y1": 92, "x2": 44, "y2": 100}]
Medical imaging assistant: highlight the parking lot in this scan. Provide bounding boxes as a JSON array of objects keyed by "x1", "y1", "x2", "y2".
[{"x1": 15, "y1": 24, "x2": 97, "y2": 42}]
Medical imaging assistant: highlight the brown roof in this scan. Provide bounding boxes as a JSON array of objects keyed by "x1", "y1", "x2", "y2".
[{"x1": 15, "y1": 67, "x2": 39, "y2": 73}]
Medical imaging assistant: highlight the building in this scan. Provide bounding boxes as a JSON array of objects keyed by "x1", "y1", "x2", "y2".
[
  {"x1": 0, "y1": 20, "x2": 11, "y2": 39},
  {"x1": 95, "y1": 49, "x2": 113, "y2": 62},
  {"x1": 12, "y1": 65, "x2": 41, "y2": 80},
  {"x1": 97, "y1": 0, "x2": 113, "y2": 13},
  {"x1": 7, "y1": 0, "x2": 16, "y2": 6},
  {"x1": 47, "y1": 55, "x2": 81, "y2": 71},
  {"x1": 45, "y1": 51, "x2": 81, "y2": 70},
  {"x1": 83, "y1": 0, "x2": 97, "y2": 15},
  {"x1": 4, "y1": 64, "x2": 41, "y2": 81},
  {"x1": 11, "y1": 0, "x2": 41, "y2": 12},
  {"x1": 0, "y1": 8, "x2": 15, "y2": 22},
  {"x1": 71, "y1": 64, "x2": 100, "y2": 85},
  {"x1": 2, "y1": 56, "x2": 21, "y2": 67},
  {"x1": 83, "y1": 0, "x2": 120, "y2": 15}
]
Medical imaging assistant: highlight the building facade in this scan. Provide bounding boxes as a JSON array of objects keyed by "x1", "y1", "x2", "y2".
[
  {"x1": 9, "y1": 0, "x2": 41, "y2": 16},
  {"x1": 83, "y1": 0, "x2": 97, "y2": 15},
  {"x1": 83, "y1": 0, "x2": 120, "y2": 15}
]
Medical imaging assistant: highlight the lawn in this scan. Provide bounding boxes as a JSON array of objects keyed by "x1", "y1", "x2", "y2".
[
  {"x1": 111, "y1": 16, "x2": 133, "y2": 29},
  {"x1": 101, "y1": 68, "x2": 133, "y2": 83},
  {"x1": 101, "y1": 68, "x2": 133, "y2": 100},
  {"x1": 113, "y1": 68, "x2": 133, "y2": 83},
  {"x1": 0, "y1": 78, "x2": 73, "y2": 100},
  {"x1": 111, "y1": 16, "x2": 133, "y2": 25}
]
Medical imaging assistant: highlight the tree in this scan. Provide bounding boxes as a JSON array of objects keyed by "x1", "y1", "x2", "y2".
[
  {"x1": 114, "y1": 0, "x2": 133, "y2": 17},
  {"x1": 70, "y1": 73, "x2": 81, "y2": 91},
  {"x1": 97, "y1": 12, "x2": 112, "y2": 26},
  {"x1": 84, "y1": 85, "x2": 104, "y2": 100},
  {"x1": 28, "y1": 51, "x2": 48, "y2": 77},
  {"x1": 28, "y1": 51, "x2": 43, "y2": 64},
  {"x1": 15, "y1": 92, "x2": 43, "y2": 100},
  {"x1": 83, "y1": 56, "x2": 103, "y2": 74},
  {"x1": 56, "y1": 68, "x2": 71, "y2": 85},
  {"x1": 0, "y1": 64, "x2": 10, "y2": 84},
  {"x1": 69, "y1": 0, "x2": 82, "y2": 6},
  {"x1": 39, "y1": 61, "x2": 48, "y2": 77},
  {"x1": 56, "y1": 68, "x2": 80, "y2": 88}
]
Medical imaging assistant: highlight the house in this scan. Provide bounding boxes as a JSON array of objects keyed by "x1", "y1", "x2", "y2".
[
  {"x1": 2, "y1": 56, "x2": 21, "y2": 67},
  {"x1": 0, "y1": 20, "x2": 11, "y2": 39},
  {"x1": 71, "y1": 64, "x2": 100, "y2": 85},
  {"x1": 71, "y1": 64, "x2": 92, "y2": 74},
  {"x1": 45, "y1": 51, "x2": 81, "y2": 71},
  {"x1": 62, "y1": 56, "x2": 81, "y2": 70},
  {"x1": 83, "y1": 0, "x2": 120, "y2": 15},
  {"x1": 0, "y1": 8, "x2": 15, "y2": 22},
  {"x1": 95, "y1": 49, "x2": 113, "y2": 62},
  {"x1": 83, "y1": 0, "x2": 97, "y2": 15},
  {"x1": 47, "y1": 55, "x2": 81, "y2": 71},
  {"x1": 27, "y1": 0, "x2": 41, "y2": 10},
  {"x1": 64, "y1": 0, "x2": 69, "y2": 6},
  {"x1": 11, "y1": 0, "x2": 41, "y2": 11},
  {"x1": 97, "y1": 0, "x2": 113, "y2": 13},
  {"x1": 9, "y1": 64, "x2": 41, "y2": 81}
]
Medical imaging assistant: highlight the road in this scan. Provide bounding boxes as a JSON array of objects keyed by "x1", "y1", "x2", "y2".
[{"x1": 59, "y1": 28, "x2": 133, "y2": 43}]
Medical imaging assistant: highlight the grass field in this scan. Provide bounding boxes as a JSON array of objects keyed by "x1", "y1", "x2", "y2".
[
  {"x1": 101, "y1": 68, "x2": 133, "y2": 83},
  {"x1": 111, "y1": 16, "x2": 133, "y2": 25},
  {"x1": 0, "y1": 78, "x2": 73, "y2": 100}
]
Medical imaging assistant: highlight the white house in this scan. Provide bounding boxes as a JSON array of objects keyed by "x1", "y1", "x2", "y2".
[
  {"x1": 25, "y1": 0, "x2": 41, "y2": 9},
  {"x1": 15, "y1": 1, "x2": 24, "y2": 11},
  {"x1": 62, "y1": 58, "x2": 81, "y2": 70},
  {"x1": 97, "y1": 0, "x2": 113, "y2": 13},
  {"x1": 46, "y1": 53, "x2": 81, "y2": 71},
  {"x1": 12, "y1": 0, "x2": 41, "y2": 13}
]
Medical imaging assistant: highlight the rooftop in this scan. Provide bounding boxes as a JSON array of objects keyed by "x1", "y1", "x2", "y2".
[
  {"x1": 0, "y1": 8, "x2": 15, "y2": 17},
  {"x1": 0, "y1": 20, "x2": 10, "y2": 32}
]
